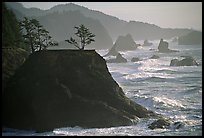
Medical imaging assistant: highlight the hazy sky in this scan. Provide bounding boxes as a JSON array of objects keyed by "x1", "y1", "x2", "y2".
[{"x1": 20, "y1": 2, "x2": 202, "y2": 31}]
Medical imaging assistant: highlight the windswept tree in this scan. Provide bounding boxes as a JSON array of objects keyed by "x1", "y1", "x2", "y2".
[
  {"x1": 20, "y1": 17, "x2": 58, "y2": 53},
  {"x1": 65, "y1": 24, "x2": 95, "y2": 50}
]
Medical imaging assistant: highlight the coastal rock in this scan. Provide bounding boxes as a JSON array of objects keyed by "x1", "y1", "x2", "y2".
[
  {"x1": 103, "y1": 44, "x2": 119, "y2": 57},
  {"x1": 114, "y1": 34, "x2": 138, "y2": 51},
  {"x1": 104, "y1": 34, "x2": 139, "y2": 56},
  {"x1": 148, "y1": 118, "x2": 171, "y2": 129},
  {"x1": 107, "y1": 53, "x2": 127, "y2": 63},
  {"x1": 143, "y1": 40, "x2": 153, "y2": 46},
  {"x1": 3, "y1": 50, "x2": 156, "y2": 132},
  {"x1": 158, "y1": 39, "x2": 178, "y2": 53},
  {"x1": 131, "y1": 57, "x2": 140, "y2": 62},
  {"x1": 178, "y1": 31, "x2": 202, "y2": 45},
  {"x1": 171, "y1": 121, "x2": 185, "y2": 129},
  {"x1": 150, "y1": 55, "x2": 159, "y2": 59},
  {"x1": 170, "y1": 56, "x2": 198, "y2": 66}
]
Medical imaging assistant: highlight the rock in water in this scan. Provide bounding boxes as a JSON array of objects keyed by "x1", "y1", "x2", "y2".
[
  {"x1": 107, "y1": 53, "x2": 127, "y2": 63},
  {"x1": 114, "y1": 34, "x2": 138, "y2": 51},
  {"x1": 170, "y1": 56, "x2": 199, "y2": 66},
  {"x1": 150, "y1": 55, "x2": 159, "y2": 59},
  {"x1": 103, "y1": 44, "x2": 119, "y2": 57},
  {"x1": 148, "y1": 118, "x2": 171, "y2": 129},
  {"x1": 3, "y1": 50, "x2": 156, "y2": 132},
  {"x1": 158, "y1": 38, "x2": 178, "y2": 53},
  {"x1": 131, "y1": 57, "x2": 140, "y2": 62}
]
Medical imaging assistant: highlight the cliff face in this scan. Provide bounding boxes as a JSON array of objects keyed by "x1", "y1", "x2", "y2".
[
  {"x1": 2, "y1": 48, "x2": 29, "y2": 92},
  {"x1": 3, "y1": 50, "x2": 156, "y2": 132}
]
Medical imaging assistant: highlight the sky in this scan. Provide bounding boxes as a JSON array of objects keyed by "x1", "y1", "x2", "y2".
[{"x1": 20, "y1": 2, "x2": 202, "y2": 31}]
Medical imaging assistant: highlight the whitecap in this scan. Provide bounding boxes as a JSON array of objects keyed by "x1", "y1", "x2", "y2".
[{"x1": 153, "y1": 96, "x2": 185, "y2": 108}]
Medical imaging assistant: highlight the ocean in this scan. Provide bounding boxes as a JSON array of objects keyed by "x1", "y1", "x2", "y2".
[{"x1": 2, "y1": 40, "x2": 202, "y2": 136}]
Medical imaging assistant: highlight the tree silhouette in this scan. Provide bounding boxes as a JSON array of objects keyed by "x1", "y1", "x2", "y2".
[
  {"x1": 65, "y1": 24, "x2": 95, "y2": 50},
  {"x1": 20, "y1": 17, "x2": 58, "y2": 53}
]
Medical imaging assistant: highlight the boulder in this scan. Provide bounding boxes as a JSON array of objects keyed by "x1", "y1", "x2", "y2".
[
  {"x1": 170, "y1": 56, "x2": 198, "y2": 66},
  {"x1": 131, "y1": 57, "x2": 140, "y2": 62},
  {"x1": 150, "y1": 55, "x2": 159, "y2": 59},
  {"x1": 158, "y1": 39, "x2": 178, "y2": 53},
  {"x1": 3, "y1": 50, "x2": 156, "y2": 132},
  {"x1": 143, "y1": 40, "x2": 153, "y2": 46},
  {"x1": 107, "y1": 53, "x2": 127, "y2": 63},
  {"x1": 148, "y1": 118, "x2": 171, "y2": 129}
]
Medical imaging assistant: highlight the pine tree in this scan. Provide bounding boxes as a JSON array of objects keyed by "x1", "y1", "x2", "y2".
[
  {"x1": 20, "y1": 17, "x2": 58, "y2": 53},
  {"x1": 65, "y1": 24, "x2": 95, "y2": 50}
]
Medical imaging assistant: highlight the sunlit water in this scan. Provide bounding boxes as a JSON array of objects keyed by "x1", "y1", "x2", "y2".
[{"x1": 2, "y1": 40, "x2": 202, "y2": 136}]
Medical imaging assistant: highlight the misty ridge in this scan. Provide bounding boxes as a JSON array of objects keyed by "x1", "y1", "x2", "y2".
[{"x1": 5, "y1": 2, "x2": 201, "y2": 50}]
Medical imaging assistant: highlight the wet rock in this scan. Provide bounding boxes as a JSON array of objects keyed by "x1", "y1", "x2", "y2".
[
  {"x1": 158, "y1": 38, "x2": 178, "y2": 53},
  {"x1": 148, "y1": 118, "x2": 171, "y2": 129},
  {"x1": 170, "y1": 56, "x2": 198, "y2": 66},
  {"x1": 150, "y1": 55, "x2": 160, "y2": 59},
  {"x1": 172, "y1": 121, "x2": 185, "y2": 129},
  {"x1": 107, "y1": 53, "x2": 127, "y2": 63},
  {"x1": 131, "y1": 57, "x2": 140, "y2": 62}
]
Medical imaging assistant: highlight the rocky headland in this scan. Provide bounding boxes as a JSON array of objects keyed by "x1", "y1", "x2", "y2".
[{"x1": 3, "y1": 50, "x2": 159, "y2": 132}]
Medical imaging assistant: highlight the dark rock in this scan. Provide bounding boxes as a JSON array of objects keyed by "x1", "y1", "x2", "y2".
[
  {"x1": 172, "y1": 121, "x2": 185, "y2": 129},
  {"x1": 143, "y1": 40, "x2": 153, "y2": 46},
  {"x1": 178, "y1": 31, "x2": 202, "y2": 45},
  {"x1": 150, "y1": 55, "x2": 159, "y2": 59},
  {"x1": 158, "y1": 38, "x2": 178, "y2": 53},
  {"x1": 148, "y1": 118, "x2": 171, "y2": 129},
  {"x1": 3, "y1": 50, "x2": 157, "y2": 132},
  {"x1": 2, "y1": 48, "x2": 29, "y2": 92},
  {"x1": 131, "y1": 57, "x2": 140, "y2": 62},
  {"x1": 170, "y1": 56, "x2": 198, "y2": 66},
  {"x1": 107, "y1": 53, "x2": 127, "y2": 63}
]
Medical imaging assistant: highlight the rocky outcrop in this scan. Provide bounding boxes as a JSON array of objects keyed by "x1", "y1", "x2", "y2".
[
  {"x1": 2, "y1": 47, "x2": 29, "y2": 92},
  {"x1": 170, "y1": 56, "x2": 199, "y2": 66},
  {"x1": 143, "y1": 40, "x2": 153, "y2": 46},
  {"x1": 158, "y1": 39, "x2": 178, "y2": 53},
  {"x1": 107, "y1": 53, "x2": 127, "y2": 63},
  {"x1": 3, "y1": 50, "x2": 157, "y2": 132},
  {"x1": 113, "y1": 34, "x2": 138, "y2": 51},
  {"x1": 178, "y1": 31, "x2": 202, "y2": 45},
  {"x1": 131, "y1": 57, "x2": 140, "y2": 62},
  {"x1": 104, "y1": 34, "x2": 139, "y2": 56},
  {"x1": 103, "y1": 44, "x2": 119, "y2": 57}
]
